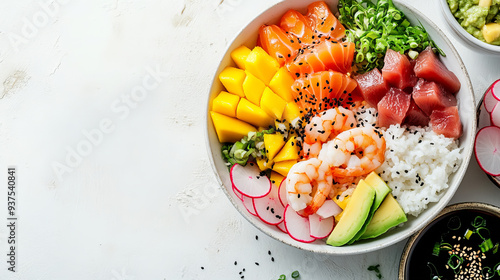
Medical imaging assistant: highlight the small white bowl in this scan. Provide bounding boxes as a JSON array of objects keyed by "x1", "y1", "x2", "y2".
[
  {"x1": 205, "y1": 0, "x2": 476, "y2": 255},
  {"x1": 439, "y1": 0, "x2": 500, "y2": 55}
]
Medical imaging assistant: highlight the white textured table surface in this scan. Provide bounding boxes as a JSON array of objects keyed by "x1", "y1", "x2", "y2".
[{"x1": 0, "y1": 0, "x2": 499, "y2": 279}]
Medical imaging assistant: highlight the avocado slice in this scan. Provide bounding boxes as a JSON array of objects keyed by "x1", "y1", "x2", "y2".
[
  {"x1": 326, "y1": 180, "x2": 375, "y2": 247},
  {"x1": 347, "y1": 172, "x2": 392, "y2": 244},
  {"x1": 360, "y1": 194, "x2": 407, "y2": 240}
]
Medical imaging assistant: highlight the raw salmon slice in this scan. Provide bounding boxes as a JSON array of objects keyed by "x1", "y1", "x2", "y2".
[
  {"x1": 354, "y1": 68, "x2": 389, "y2": 108},
  {"x1": 430, "y1": 106, "x2": 462, "y2": 139},
  {"x1": 306, "y1": 1, "x2": 345, "y2": 42},
  {"x1": 259, "y1": 24, "x2": 301, "y2": 66},
  {"x1": 280, "y1": 10, "x2": 315, "y2": 45},
  {"x1": 414, "y1": 46, "x2": 461, "y2": 94},
  {"x1": 292, "y1": 70, "x2": 357, "y2": 115},
  {"x1": 286, "y1": 40, "x2": 355, "y2": 78},
  {"x1": 412, "y1": 79, "x2": 457, "y2": 116},
  {"x1": 377, "y1": 88, "x2": 411, "y2": 128},
  {"x1": 382, "y1": 49, "x2": 417, "y2": 90}
]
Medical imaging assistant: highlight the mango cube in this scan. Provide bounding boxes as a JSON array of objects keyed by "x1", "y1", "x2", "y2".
[
  {"x1": 272, "y1": 160, "x2": 297, "y2": 177},
  {"x1": 243, "y1": 71, "x2": 266, "y2": 106},
  {"x1": 270, "y1": 171, "x2": 285, "y2": 187},
  {"x1": 212, "y1": 91, "x2": 240, "y2": 118},
  {"x1": 260, "y1": 87, "x2": 287, "y2": 120},
  {"x1": 282, "y1": 102, "x2": 302, "y2": 123},
  {"x1": 269, "y1": 67, "x2": 295, "y2": 102},
  {"x1": 264, "y1": 133, "x2": 286, "y2": 161},
  {"x1": 333, "y1": 193, "x2": 351, "y2": 210},
  {"x1": 273, "y1": 136, "x2": 300, "y2": 162},
  {"x1": 478, "y1": 0, "x2": 491, "y2": 7},
  {"x1": 210, "y1": 111, "x2": 256, "y2": 143},
  {"x1": 219, "y1": 67, "x2": 246, "y2": 97},
  {"x1": 256, "y1": 156, "x2": 273, "y2": 171},
  {"x1": 482, "y1": 23, "x2": 500, "y2": 43},
  {"x1": 236, "y1": 98, "x2": 274, "y2": 128},
  {"x1": 231, "y1": 45, "x2": 251, "y2": 69},
  {"x1": 245, "y1": 47, "x2": 279, "y2": 85}
]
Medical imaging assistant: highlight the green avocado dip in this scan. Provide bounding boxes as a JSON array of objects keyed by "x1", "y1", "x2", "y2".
[{"x1": 447, "y1": 0, "x2": 500, "y2": 45}]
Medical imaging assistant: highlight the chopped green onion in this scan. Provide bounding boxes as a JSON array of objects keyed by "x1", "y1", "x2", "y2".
[
  {"x1": 278, "y1": 275, "x2": 286, "y2": 280},
  {"x1": 427, "y1": 262, "x2": 442, "y2": 280},
  {"x1": 367, "y1": 264, "x2": 382, "y2": 279},
  {"x1": 473, "y1": 216, "x2": 487, "y2": 228},
  {"x1": 480, "y1": 239, "x2": 494, "y2": 253},
  {"x1": 221, "y1": 128, "x2": 275, "y2": 168},
  {"x1": 432, "y1": 241, "x2": 441, "y2": 256},
  {"x1": 338, "y1": 0, "x2": 443, "y2": 73},
  {"x1": 464, "y1": 228, "x2": 474, "y2": 240},
  {"x1": 448, "y1": 254, "x2": 463, "y2": 273},
  {"x1": 447, "y1": 216, "x2": 461, "y2": 230},
  {"x1": 291, "y1": 271, "x2": 300, "y2": 279}
]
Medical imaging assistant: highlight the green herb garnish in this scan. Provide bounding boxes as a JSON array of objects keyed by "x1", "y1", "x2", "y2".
[
  {"x1": 337, "y1": 0, "x2": 444, "y2": 73},
  {"x1": 368, "y1": 264, "x2": 382, "y2": 279},
  {"x1": 221, "y1": 128, "x2": 274, "y2": 168},
  {"x1": 277, "y1": 270, "x2": 300, "y2": 280}
]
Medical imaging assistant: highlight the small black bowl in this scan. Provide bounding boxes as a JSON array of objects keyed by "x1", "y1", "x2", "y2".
[{"x1": 399, "y1": 202, "x2": 500, "y2": 279}]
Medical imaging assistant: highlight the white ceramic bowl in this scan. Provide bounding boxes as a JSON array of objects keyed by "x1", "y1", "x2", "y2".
[
  {"x1": 439, "y1": 0, "x2": 500, "y2": 55},
  {"x1": 205, "y1": 0, "x2": 476, "y2": 255}
]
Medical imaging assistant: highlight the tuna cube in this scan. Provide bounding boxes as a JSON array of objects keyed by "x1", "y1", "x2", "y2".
[
  {"x1": 382, "y1": 49, "x2": 417, "y2": 90},
  {"x1": 430, "y1": 106, "x2": 462, "y2": 139},
  {"x1": 412, "y1": 79, "x2": 457, "y2": 116},
  {"x1": 404, "y1": 98, "x2": 429, "y2": 127},
  {"x1": 414, "y1": 47, "x2": 461, "y2": 94},
  {"x1": 377, "y1": 88, "x2": 411, "y2": 128},
  {"x1": 354, "y1": 68, "x2": 389, "y2": 108}
]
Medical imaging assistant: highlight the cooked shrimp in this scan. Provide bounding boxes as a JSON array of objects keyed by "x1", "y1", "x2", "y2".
[
  {"x1": 285, "y1": 158, "x2": 333, "y2": 216},
  {"x1": 318, "y1": 127, "x2": 386, "y2": 177},
  {"x1": 302, "y1": 107, "x2": 357, "y2": 158}
]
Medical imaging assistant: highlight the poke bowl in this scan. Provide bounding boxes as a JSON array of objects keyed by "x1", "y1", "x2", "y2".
[{"x1": 205, "y1": 0, "x2": 476, "y2": 255}]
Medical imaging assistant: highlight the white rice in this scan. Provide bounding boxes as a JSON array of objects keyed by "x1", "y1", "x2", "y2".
[{"x1": 375, "y1": 124, "x2": 462, "y2": 217}]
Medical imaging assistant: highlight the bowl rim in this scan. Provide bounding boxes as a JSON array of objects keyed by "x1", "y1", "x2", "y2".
[
  {"x1": 439, "y1": 0, "x2": 500, "y2": 54},
  {"x1": 398, "y1": 202, "x2": 500, "y2": 279},
  {"x1": 204, "y1": 0, "x2": 476, "y2": 255}
]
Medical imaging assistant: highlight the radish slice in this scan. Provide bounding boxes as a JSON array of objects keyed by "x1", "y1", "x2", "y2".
[
  {"x1": 241, "y1": 195, "x2": 257, "y2": 216},
  {"x1": 489, "y1": 79, "x2": 500, "y2": 101},
  {"x1": 475, "y1": 126, "x2": 500, "y2": 176},
  {"x1": 276, "y1": 221, "x2": 287, "y2": 233},
  {"x1": 490, "y1": 102, "x2": 500, "y2": 127},
  {"x1": 308, "y1": 213, "x2": 335, "y2": 239},
  {"x1": 478, "y1": 101, "x2": 491, "y2": 130},
  {"x1": 253, "y1": 186, "x2": 285, "y2": 225},
  {"x1": 284, "y1": 205, "x2": 316, "y2": 243},
  {"x1": 278, "y1": 178, "x2": 288, "y2": 207},
  {"x1": 484, "y1": 85, "x2": 499, "y2": 113},
  {"x1": 232, "y1": 185, "x2": 244, "y2": 201},
  {"x1": 230, "y1": 163, "x2": 271, "y2": 198},
  {"x1": 315, "y1": 200, "x2": 343, "y2": 219}
]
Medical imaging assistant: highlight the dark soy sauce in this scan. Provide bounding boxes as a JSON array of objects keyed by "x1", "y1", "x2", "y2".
[{"x1": 406, "y1": 210, "x2": 500, "y2": 279}]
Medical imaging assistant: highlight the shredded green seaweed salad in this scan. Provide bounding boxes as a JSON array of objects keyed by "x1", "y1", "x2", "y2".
[{"x1": 338, "y1": 0, "x2": 444, "y2": 73}]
